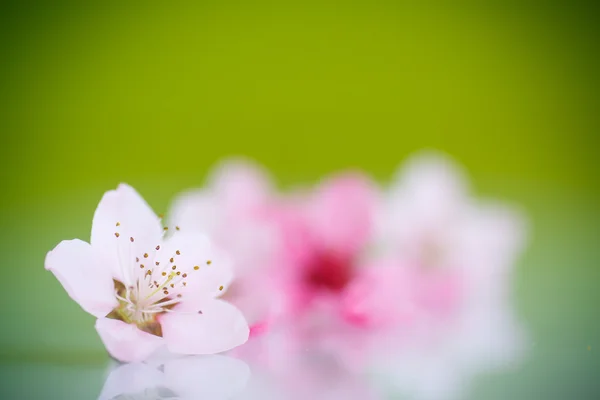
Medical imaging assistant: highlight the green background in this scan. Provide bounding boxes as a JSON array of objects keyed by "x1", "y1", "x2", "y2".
[{"x1": 1, "y1": 1, "x2": 598, "y2": 398}]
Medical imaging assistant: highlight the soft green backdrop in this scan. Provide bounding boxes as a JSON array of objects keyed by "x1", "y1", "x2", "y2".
[{"x1": 1, "y1": 1, "x2": 598, "y2": 398}]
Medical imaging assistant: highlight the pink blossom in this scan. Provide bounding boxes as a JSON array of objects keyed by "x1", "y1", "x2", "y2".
[
  {"x1": 272, "y1": 171, "x2": 381, "y2": 320},
  {"x1": 45, "y1": 184, "x2": 249, "y2": 362},
  {"x1": 169, "y1": 161, "x2": 399, "y2": 369}
]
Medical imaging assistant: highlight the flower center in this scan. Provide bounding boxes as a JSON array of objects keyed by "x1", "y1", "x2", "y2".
[
  {"x1": 107, "y1": 279, "x2": 176, "y2": 336},
  {"x1": 303, "y1": 251, "x2": 354, "y2": 292},
  {"x1": 106, "y1": 222, "x2": 215, "y2": 336}
]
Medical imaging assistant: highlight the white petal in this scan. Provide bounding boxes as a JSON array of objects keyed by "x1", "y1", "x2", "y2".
[
  {"x1": 45, "y1": 239, "x2": 117, "y2": 318},
  {"x1": 91, "y1": 183, "x2": 163, "y2": 284},
  {"x1": 156, "y1": 232, "x2": 234, "y2": 299},
  {"x1": 95, "y1": 318, "x2": 164, "y2": 362},
  {"x1": 161, "y1": 299, "x2": 249, "y2": 355},
  {"x1": 391, "y1": 151, "x2": 469, "y2": 226}
]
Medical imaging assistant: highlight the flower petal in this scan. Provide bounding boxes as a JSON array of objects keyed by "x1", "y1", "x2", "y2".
[
  {"x1": 308, "y1": 172, "x2": 378, "y2": 257},
  {"x1": 45, "y1": 239, "x2": 117, "y2": 318},
  {"x1": 341, "y1": 261, "x2": 418, "y2": 329},
  {"x1": 156, "y1": 232, "x2": 234, "y2": 299},
  {"x1": 91, "y1": 183, "x2": 163, "y2": 283},
  {"x1": 390, "y1": 152, "x2": 468, "y2": 227},
  {"x1": 95, "y1": 318, "x2": 164, "y2": 362},
  {"x1": 207, "y1": 158, "x2": 274, "y2": 214},
  {"x1": 161, "y1": 299, "x2": 249, "y2": 355},
  {"x1": 377, "y1": 152, "x2": 471, "y2": 260}
]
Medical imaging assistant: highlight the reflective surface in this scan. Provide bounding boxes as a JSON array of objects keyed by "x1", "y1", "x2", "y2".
[{"x1": 1, "y1": 185, "x2": 599, "y2": 399}]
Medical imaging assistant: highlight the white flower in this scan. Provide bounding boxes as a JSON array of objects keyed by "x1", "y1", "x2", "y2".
[{"x1": 45, "y1": 184, "x2": 249, "y2": 362}]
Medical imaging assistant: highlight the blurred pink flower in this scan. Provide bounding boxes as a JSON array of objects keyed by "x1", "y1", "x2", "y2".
[
  {"x1": 45, "y1": 184, "x2": 249, "y2": 362},
  {"x1": 273, "y1": 171, "x2": 381, "y2": 320},
  {"x1": 168, "y1": 161, "x2": 394, "y2": 336}
]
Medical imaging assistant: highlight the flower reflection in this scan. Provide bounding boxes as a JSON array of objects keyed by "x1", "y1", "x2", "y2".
[
  {"x1": 239, "y1": 334, "x2": 379, "y2": 400},
  {"x1": 98, "y1": 355, "x2": 250, "y2": 400}
]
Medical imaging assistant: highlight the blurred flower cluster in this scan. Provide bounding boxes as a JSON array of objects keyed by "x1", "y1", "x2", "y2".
[
  {"x1": 167, "y1": 151, "x2": 527, "y2": 400},
  {"x1": 46, "y1": 150, "x2": 526, "y2": 400}
]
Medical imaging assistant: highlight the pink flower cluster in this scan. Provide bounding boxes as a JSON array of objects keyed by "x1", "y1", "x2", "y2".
[{"x1": 169, "y1": 152, "x2": 527, "y2": 399}]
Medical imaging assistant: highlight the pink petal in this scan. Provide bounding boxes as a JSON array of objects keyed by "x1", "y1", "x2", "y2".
[
  {"x1": 95, "y1": 318, "x2": 164, "y2": 362},
  {"x1": 221, "y1": 274, "x2": 275, "y2": 326},
  {"x1": 341, "y1": 261, "x2": 418, "y2": 329},
  {"x1": 308, "y1": 172, "x2": 378, "y2": 257},
  {"x1": 414, "y1": 270, "x2": 463, "y2": 318},
  {"x1": 45, "y1": 239, "x2": 117, "y2": 318},
  {"x1": 207, "y1": 158, "x2": 274, "y2": 214},
  {"x1": 161, "y1": 299, "x2": 249, "y2": 355},
  {"x1": 91, "y1": 184, "x2": 163, "y2": 283}
]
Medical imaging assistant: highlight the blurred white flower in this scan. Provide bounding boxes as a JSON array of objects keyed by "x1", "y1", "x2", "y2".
[{"x1": 369, "y1": 151, "x2": 528, "y2": 400}]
